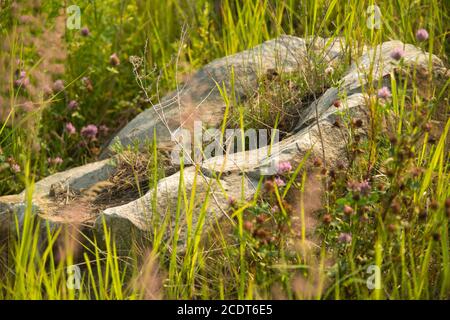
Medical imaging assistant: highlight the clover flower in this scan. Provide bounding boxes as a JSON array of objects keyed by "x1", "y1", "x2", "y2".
[
  {"x1": 377, "y1": 86, "x2": 391, "y2": 99},
  {"x1": 81, "y1": 124, "x2": 98, "y2": 139},
  {"x1": 338, "y1": 232, "x2": 352, "y2": 243},
  {"x1": 390, "y1": 47, "x2": 405, "y2": 61},
  {"x1": 277, "y1": 161, "x2": 292, "y2": 174},
  {"x1": 68, "y1": 100, "x2": 78, "y2": 110},
  {"x1": 274, "y1": 177, "x2": 285, "y2": 187},
  {"x1": 53, "y1": 79, "x2": 65, "y2": 92},
  {"x1": 416, "y1": 28, "x2": 429, "y2": 42},
  {"x1": 80, "y1": 27, "x2": 90, "y2": 37},
  {"x1": 65, "y1": 122, "x2": 76, "y2": 135}
]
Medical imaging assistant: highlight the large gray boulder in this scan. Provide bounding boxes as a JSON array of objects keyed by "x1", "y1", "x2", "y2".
[{"x1": 0, "y1": 36, "x2": 447, "y2": 251}]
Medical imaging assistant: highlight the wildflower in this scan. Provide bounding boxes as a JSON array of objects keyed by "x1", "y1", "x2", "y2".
[
  {"x1": 109, "y1": 53, "x2": 120, "y2": 66},
  {"x1": 324, "y1": 66, "x2": 334, "y2": 75},
  {"x1": 82, "y1": 76, "x2": 94, "y2": 92},
  {"x1": 274, "y1": 177, "x2": 285, "y2": 187},
  {"x1": 48, "y1": 157, "x2": 63, "y2": 165},
  {"x1": 65, "y1": 122, "x2": 76, "y2": 135},
  {"x1": 81, "y1": 124, "x2": 98, "y2": 139},
  {"x1": 43, "y1": 85, "x2": 53, "y2": 96},
  {"x1": 277, "y1": 161, "x2": 292, "y2": 174},
  {"x1": 243, "y1": 220, "x2": 253, "y2": 232},
  {"x1": 377, "y1": 86, "x2": 391, "y2": 99},
  {"x1": 322, "y1": 214, "x2": 332, "y2": 224},
  {"x1": 416, "y1": 28, "x2": 429, "y2": 42},
  {"x1": 347, "y1": 179, "x2": 371, "y2": 196},
  {"x1": 390, "y1": 47, "x2": 405, "y2": 61},
  {"x1": 333, "y1": 100, "x2": 341, "y2": 108},
  {"x1": 343, "y1": 205, "x2": 354, "y2": 216},
  {"x1": 358, "y1": 180, "x2": 371, "y2": 195},
  {"x1": 338, "y1": 232, "x2": 352, "y2": 243},
  {"x1": 14, "y1": 71, "x2": 29, "y2": 88},
  {"x1": 80, "y1": 27, "x2": 90, "y2": 37},
  {"x1": 11, "y1": 163, "x2": 21, "y2": 173},
  {"x1": 68, "y1": 100, "x2": 78, "y2": 110},
  {"x1": 53, "y1": 79, "x2": 65, "y2": 92}
]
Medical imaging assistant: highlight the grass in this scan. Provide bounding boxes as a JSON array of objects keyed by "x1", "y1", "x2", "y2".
[{"x1": 0, "y1": 0, "x2": 449, "y2": 299}]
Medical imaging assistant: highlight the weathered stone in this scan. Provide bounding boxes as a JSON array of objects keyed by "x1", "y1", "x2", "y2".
[
  {"x1": 0, "y1": 36, "x2": 447, "y2": 252},
  {"x1": 102, "y1": 36, "x2": 346, "y2": 157}
]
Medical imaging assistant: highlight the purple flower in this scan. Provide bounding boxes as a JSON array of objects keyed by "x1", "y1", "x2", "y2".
[
  {"x1": 416, "y1": 28, "x2": 429, "y2": 42},
  {"x1": 53, "y1": 79, "x2": 65, "y2": 92},
  {"x1": 347, "y1": 179, "x2": 371, "y2": 196},
  {"x1": 274, "y1": 177, "x2": 285, "y2": 187},
  {"x1": 14, "y1": 71, "x2": 29, "y2": 88},
  {"x1": 390, "y1": 47, "x2": 405, "y2": 61},
  {"x1": 68, "y1": 100, "x2": 79, "y2": 110},
  {"x1": 81, "y1": 124, "x2": 98, "y2": 139},
  {"x1": 277, "y1": 161, "x2": 292, "y2": 174},
  {"x1": 43, "y1": 85, "x2": 53, "y2": 96},
  {"x1": 338, "y1": 232, "x2": 352, "y2": 243},
  {"x1": 80, "y1": 27, "x2": 90, "y2": 37},
  {"x1": 65, "y1": 122, "x2": 76, "y2": 135},
  {"x1": 377, "y1": 86, "x2": 391, "y2": 99},
  {"x1": 11, "y1": 163, "x2": 21, "y2": 173}
]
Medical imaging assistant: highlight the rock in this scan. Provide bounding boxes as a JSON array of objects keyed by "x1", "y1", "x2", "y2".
[
  {"x1": 102, "y1": 36, "x2": 345, "y2": 158},
  {"x1": 0, "y1": 36, "x2": 447, "y2": 252},
  {"x1": 0, "y1": 158, "x2": 116, "y2": 229},
  {"x1": 98, "y1": 39, "x2": 447, "y2": 250}
]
